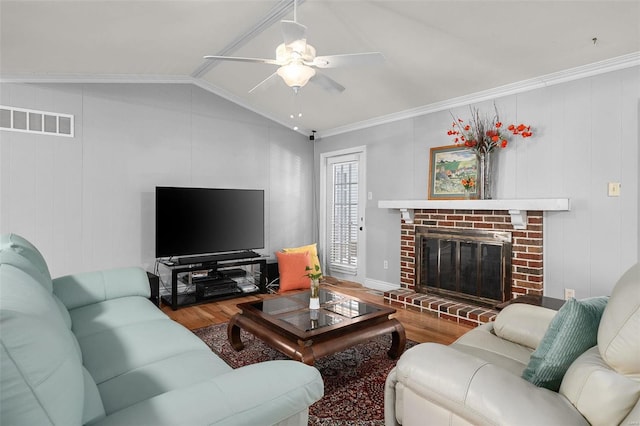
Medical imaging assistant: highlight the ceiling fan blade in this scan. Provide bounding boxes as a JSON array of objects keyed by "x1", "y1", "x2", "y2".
[
  {"x1": 203, "y1": 55, "x2": 279, "y2": 66},
  {"x1": 309, "y1": 72, "x2": 345, "y2": 93},
  {"x1": 281, "y1": 20, "x2": 307, "y2": 45},
  {"x1": 248, "y1": 72, "x2": 280, "y2": 94},
  {"x1": 311, "y1": 52, "x2": 385, "y2": 69}
]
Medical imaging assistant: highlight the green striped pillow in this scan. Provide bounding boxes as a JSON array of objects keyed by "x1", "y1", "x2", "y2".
[{"x1": 522, "y1": 296, "x2": 608, "y2": 391}]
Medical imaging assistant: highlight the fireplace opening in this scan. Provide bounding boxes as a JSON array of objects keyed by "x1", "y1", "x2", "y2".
[{"x1": 415, "y1": 227, "x2": 512, "y2": 307}]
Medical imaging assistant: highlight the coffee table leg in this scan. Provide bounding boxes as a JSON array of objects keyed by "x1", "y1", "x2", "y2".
[
  {"x1": 388, "y1": 319, "x2": 406, "y2": 359},
  {"x1": 298, "y1": 347, "x2": 316, "y2": 365},
  {"x1": 227, "y1": 315, "x2": 245, "y2": 351}
]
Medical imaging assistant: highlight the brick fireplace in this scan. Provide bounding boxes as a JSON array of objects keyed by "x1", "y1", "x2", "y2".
[{"x1": 384, "y1": 208, "x2": 544, "y2": 327}]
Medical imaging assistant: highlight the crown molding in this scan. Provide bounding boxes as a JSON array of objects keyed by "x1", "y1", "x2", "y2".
[
  {"x1": 0, "y1": 73, "x2": 311, "y2": 136},
  {"x1": 319, "y1": 52, "x2": 640, "y2": 138},
  {"x1": 2, "y1": 52, "x2": 637, "y2": 139},
  {"x1": 0, "y1": 74, "x2": 193, "y2": 85}
]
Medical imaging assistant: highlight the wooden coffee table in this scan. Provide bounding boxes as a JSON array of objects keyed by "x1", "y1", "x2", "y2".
[{"x1": 228, "y1": 289, "x2": 406, "y2": 365}]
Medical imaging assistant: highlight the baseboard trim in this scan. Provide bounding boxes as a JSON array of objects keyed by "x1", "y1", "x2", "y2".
[{"x1": 364, "y1": 278, "x2": 400, "y2": 292}]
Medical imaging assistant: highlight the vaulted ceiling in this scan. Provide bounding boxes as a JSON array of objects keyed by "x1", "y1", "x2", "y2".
[{"x1": 1, "y1": 1, "x2": 638, "y2": 136}]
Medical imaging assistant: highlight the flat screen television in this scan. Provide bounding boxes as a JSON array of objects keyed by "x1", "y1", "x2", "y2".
[{"x1": 155, "y1": 186, "x2": 264, "y2": 259}]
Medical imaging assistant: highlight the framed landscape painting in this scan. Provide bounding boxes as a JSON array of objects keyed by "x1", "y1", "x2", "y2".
[{"x1": 428, "y1": 145, "x2": 478, "y2": 200}]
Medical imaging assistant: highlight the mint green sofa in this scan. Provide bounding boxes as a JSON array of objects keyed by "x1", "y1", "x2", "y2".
[{"x1": 0, "y1": 234, "x2": 324, "y2": 425}]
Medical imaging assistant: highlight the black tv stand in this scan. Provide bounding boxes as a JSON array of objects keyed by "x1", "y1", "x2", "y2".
[
  {"x1": 158, "y1": 254, "x2": 266, "y2": 310},
  {"x1": 175, "y1": 251, "x2": 260, "y2": 265}
]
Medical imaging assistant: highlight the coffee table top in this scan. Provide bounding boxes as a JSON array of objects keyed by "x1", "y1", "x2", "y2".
[{"x1": 235, "y1": 289, "x2": 396, "y2": 339}]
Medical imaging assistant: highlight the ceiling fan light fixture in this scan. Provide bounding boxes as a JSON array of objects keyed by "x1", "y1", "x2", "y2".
[
  {"x1": 276, "y1": 42, "x2": 316, "y2": 63},
  {"x1": 277, "y1": 63, "x2": 316, "y2": 88}
]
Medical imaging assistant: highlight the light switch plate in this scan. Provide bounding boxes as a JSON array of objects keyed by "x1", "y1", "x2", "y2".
[{"x1": 608, "y1": 182, "x2": 621, "y2": 197}]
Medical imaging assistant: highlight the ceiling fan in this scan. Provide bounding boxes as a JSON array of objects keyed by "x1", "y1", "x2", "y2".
[{"x1": 203, "y1": 1, "x2": 384, "y2": 94}]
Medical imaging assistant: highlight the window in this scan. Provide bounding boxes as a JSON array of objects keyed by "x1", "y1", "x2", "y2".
[{"x1": 330, "y1": 160, "x2": 359, "y2": 272}]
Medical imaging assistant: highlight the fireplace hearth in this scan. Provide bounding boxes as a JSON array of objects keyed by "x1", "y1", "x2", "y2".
[
  {"x1": 384, "y1": 208, "x2": 547, "y2": 327},
  {"x1": 415, "y1": 227, "x2": 512, "y2": 307}
]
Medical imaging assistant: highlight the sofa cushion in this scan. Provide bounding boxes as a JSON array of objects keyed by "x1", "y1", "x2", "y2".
[
  {"x1": 89, "y1": 360, "x2": 323, "y2": 426},
  {"x1": 0, "y1": 264, "x2": 72, "y2": 339},
  {"x1": 98, "y1": 349, "x2": 232, "y2": 414},
  {"x1": 0, "y1": 234, "x2": 52, "y2": 293},
  {"x1": 522, "y1": 296, "x2": 608, "y2": 391},
  {"x1": 0, "y1": 239, "x2": 69, "y2": 329},
  {"x1": 78, "y1": 317, "x2": 213, "y2": 385},
  {"x1": 1, "y1": 241, "x2": 86, "y2": 426},
  {"x1": 493, "y1": 303, "x2": 557, "y2": 349},
  {"x1": 391, "y1": 343, "x2": 589, "y2": 426},
  {"x1": 68, "y1": 296, "x2": 169, "y2": 339},
  {"x1": 453, "y1": 323, "x2": 534, "y2": 376},
  {"x1": 560, "y1": 347, "x2": 640, "y2": 426},
  {"x1": 597, "y1": 263, "x2": 640, "y2": 375},
  {"x1": 53, "y1": 267, "x2": 150, "y2": 310},
  {"x1": 0, "y1": 312, "x2": 84, "y2": 426}
]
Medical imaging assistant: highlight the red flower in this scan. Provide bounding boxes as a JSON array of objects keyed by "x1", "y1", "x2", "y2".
[{"x1": 447, "y1": 106, "x2": 533, "y2": 151}]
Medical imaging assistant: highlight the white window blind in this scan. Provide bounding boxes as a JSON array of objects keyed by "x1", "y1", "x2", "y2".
[{"x1": 330, "y1": 161, "x2": 358, "y2": 272}]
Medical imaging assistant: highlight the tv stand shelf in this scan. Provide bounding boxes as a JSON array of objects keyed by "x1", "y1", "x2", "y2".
[{"x1": 157, "y1": 256, "x2": 267, "y2": 310}]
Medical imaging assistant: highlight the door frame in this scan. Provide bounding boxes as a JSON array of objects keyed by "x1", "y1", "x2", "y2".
[{"x1": 319, "y1": 146, "x2": 367, "y2": 283}]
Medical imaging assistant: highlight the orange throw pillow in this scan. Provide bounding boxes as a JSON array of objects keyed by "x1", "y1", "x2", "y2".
[
  {"x1": 276, "y1": 251, "x2": 312, "y2": 292},
  {"x1": 283, "y1": 243, "x2": 322, "y2": 277}
]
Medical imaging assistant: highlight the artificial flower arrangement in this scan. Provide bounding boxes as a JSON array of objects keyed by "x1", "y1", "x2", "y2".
[
  {"x1": 460, "y1": 176, "x2": 476, "y2": 191},
  {"x1": 305, "y1": 264, "x2": 322, "y2": 299},
  {"x1": 447, "y1": 105, "x2": 533, "y2": 154},
  {"x1": 305, "y1": 264, "x2": 322, "y2": 280}
]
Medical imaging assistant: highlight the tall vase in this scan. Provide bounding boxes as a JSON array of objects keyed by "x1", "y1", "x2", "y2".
[
  {"x1": 309, "y1": 278, "x2": 320, "y2": 309},
  {"x1": 478, "y1": 151, "x2": 492, "y2": 200}
]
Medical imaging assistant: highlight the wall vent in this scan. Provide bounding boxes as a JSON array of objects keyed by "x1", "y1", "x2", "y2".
[{"x1": 0, "y1": 105, "x2": 74, "y2": 137}]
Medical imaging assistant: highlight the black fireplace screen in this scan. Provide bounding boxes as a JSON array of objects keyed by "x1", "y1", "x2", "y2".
[{"x1": 416, "y1": 228, "x2": 512, "y2": 306}]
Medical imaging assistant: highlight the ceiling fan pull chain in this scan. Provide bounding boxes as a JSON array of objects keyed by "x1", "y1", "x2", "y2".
[{"x1": 290, "y1": 89, "x2": 303, "y2": 120}]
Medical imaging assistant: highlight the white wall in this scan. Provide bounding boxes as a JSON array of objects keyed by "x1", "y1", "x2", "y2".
[
  {"x1": 0, "y1": 83, "x2": 314, "y2": 277},
  {"x1": 315, "y1": 66, "x2": 640, "y2": 298}
]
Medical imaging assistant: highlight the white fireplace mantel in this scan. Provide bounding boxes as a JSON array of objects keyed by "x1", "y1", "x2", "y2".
[{"x1": 378, "y1": 198, "x2": 570, "y2": 229}]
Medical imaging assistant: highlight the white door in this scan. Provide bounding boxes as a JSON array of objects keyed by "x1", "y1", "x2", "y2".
[{"x1": 320, "y1": 148, "x2": 366, "y2": 284}]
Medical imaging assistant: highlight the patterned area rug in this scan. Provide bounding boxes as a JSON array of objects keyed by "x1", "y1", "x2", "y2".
[{"x1": 193, "y1": 323, "x2": 416, "y2": 426}]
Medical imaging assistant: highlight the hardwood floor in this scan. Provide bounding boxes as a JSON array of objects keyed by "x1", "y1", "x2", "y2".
[{"x1": 162, "y1": 279, "x2": 472, "y2": 345}]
